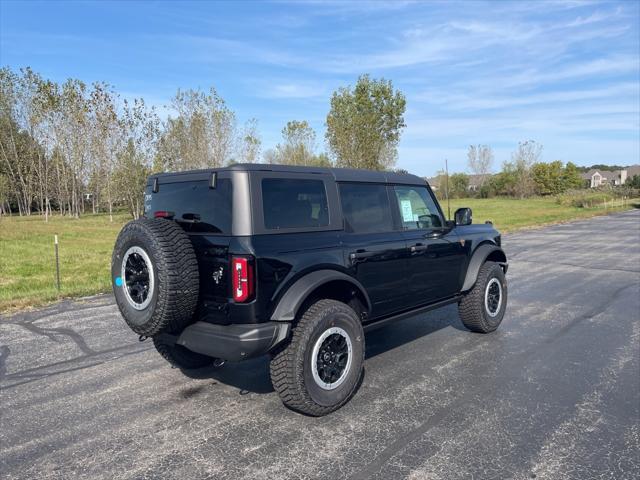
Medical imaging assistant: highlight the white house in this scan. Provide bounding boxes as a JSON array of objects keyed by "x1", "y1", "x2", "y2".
[{"x1": 581, "y1": 165, "x2": 640, "y2": 188}]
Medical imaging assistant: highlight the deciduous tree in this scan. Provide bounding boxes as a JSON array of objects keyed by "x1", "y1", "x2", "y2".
[
  {"x1": 467, "y1": 144, "x2": 493, "y2": 187},
  {"x1": 326, "y1": 75, "x2": 406, "y2": 170}
]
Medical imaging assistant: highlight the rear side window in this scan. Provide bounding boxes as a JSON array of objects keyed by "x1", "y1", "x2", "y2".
[
  {"x1": 393, "y1": 185, "x2": 443, "y2": 230},
  {"x1": 146, "y1": 179, "x2": 232, "y2": 234},
  {"x1": 339, "y1": 183, "x2": 393, "y2": 233},
  {"x1": 262, "y1": 178, "x2": 329, "y2": 230}
]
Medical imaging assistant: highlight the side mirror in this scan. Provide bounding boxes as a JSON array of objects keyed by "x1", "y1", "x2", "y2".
[{"x1": 454, "y1": 207, "x2": 472, "y2": 226}]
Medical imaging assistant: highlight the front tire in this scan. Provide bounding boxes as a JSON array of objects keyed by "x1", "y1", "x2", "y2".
[
  {"x1": 459, "y1": 261, "x2": 507, "y2": 333},
  {"x1": 270, "y1": 299, "x2": 365, "y2": 416}
]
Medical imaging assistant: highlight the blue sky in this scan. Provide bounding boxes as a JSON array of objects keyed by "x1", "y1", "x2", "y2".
[{"x1": 1, "y1": 0, "x2": 638, "y2": 176}]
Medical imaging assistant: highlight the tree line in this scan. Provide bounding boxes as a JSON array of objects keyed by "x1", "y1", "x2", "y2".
[
  {"x1": 437, "y1": 141, "x2": 593, "y2": 199},
  {"x1": 1, "y1": 68, "x2": 406, "y2": 219},
  {"x1": 3, "y1": 66, "x2": 632, "y2": 219}
]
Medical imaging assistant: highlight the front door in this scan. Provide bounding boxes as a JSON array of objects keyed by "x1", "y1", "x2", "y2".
[
  {"x1": 338, "y1": 183, "x2": 408, "y2": 318},
  {"x1": 391, "y1": 184, "x2": 465, "y2": 306}
]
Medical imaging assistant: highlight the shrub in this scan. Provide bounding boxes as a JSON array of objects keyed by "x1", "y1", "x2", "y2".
[{"x1": 555, "y1": 188, "x2": 639, "y2": 208}]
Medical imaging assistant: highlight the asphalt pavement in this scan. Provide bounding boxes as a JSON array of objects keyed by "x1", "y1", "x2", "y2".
[{"x1": 1, "y1": 210, "x2": 639, "y2": 480}]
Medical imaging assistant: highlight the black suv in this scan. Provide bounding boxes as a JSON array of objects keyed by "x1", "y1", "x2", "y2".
[{"x1": 112, "y1": 164, "x2": 508, "y2": 415}]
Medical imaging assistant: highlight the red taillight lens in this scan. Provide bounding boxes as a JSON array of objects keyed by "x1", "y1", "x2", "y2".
[
  {"x1": 154, "y1": 210, "x2": 174, "y2": 219},
  {"x1": 232, "y1": 256, "x2": 254, "y2": 302}
]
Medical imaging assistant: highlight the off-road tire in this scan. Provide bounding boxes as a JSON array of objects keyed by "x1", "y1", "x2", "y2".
[
  {"x1": 112, "y1": 218, "x2": 199, "y2": 337},
  {"x1": 459, "y1": 261, "x2": 507, "y2": 333},
  {"x1": 270, "y1": 299, "x2": 365, "y2": 416},
  {"x1": 153, "y1": 336, "x2": 213, "y2": 370}
]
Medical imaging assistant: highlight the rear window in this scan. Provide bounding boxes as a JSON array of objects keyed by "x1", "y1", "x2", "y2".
[
  {"x1": 146, "y1": 179, "x2": 232, "y2": 234},
  {"x1": 339, "y1": 183, "x2": 394, "y2": 233},
  {"x1": 262, "y1": 178, "x2": 329, "y2": 230}
]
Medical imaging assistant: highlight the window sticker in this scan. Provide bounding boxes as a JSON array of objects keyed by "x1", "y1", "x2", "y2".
[{"x1": 401, "y1": 200, "x2": 413, "y2": 222}]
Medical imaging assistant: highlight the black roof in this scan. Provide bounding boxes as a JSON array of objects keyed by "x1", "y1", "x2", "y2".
[{"x1": 149, "y1": 163, "x2": 426, "y2": 186}]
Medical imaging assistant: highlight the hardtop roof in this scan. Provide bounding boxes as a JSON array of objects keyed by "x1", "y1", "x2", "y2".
[{"x1": 148, "y1": 163, "x2": 427, "y2": 186}]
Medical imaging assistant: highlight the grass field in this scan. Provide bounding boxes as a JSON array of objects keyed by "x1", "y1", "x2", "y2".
[
  {"x1": 0, "y1": 197, "x2": 637, "y2": 313},
  {"x1": 447, "y1": 196, "x2": 638, "y2": 232}
]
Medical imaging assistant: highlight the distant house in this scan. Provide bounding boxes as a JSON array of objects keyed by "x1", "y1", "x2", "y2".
[
  {"x1": 581, "y1": 165, "x2": 640, "y2": 188},
  {"x1": 426, "y1": 176, "x2": 440, "y2": 191}
]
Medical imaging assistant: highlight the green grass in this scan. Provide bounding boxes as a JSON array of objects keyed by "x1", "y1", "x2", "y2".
[
  {"x1": 0, "y1": 213, "x2": 130, "y2": 313},
  {"x1": 447, "y1": 196, "x2": 637, "y2": 233},
  {"x1": 0, "y1": 197, "x2": 637, "y2": 313}
]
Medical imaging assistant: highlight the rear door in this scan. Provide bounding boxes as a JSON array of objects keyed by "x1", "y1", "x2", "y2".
[
  {"x1": 338, "y1": 183, "x2": 408, "y2": 318},
  {"x1": 391, "y1": 184, "x2": 465, "y2": 305},
  {"x1": 144, "y1": 173, "x2": 233, "y2": 314}
]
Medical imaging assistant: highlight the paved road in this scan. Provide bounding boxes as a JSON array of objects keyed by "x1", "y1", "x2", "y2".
[{"x1": 1, "y1": 211, "x2": 639, "y2": 480}]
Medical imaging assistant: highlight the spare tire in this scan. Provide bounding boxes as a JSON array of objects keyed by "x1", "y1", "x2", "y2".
[{"x1": 111, "y1": 218, "x2": 199, "y2": 336}]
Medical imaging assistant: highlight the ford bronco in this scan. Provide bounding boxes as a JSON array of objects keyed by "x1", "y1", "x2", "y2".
[{"x1": 112, "y1": 164, "x2": 508, "y2": 416}]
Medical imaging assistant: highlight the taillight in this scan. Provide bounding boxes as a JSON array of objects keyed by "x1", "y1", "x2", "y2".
[
  {"x1": 232, "y1": 256, "x2": 254, "y2": 302},
  {"x1": 154, "y1": 210, "x2": 174, "y2": 219}
]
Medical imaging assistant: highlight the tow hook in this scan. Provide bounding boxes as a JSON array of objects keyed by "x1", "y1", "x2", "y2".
[{"x1": 138, "y1": 335, "x2": 148, "y2": 342}]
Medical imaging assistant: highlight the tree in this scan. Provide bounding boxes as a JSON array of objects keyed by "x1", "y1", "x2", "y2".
[
  {"x1": 0, "y1": 67, "x2": 48, "y2": 216},
  {"x1": 0, "y1": 173, "x2": 10, "y2": 215},
  {"x1": 490, "y1": 163, "x2": 518, "y2": 197},
  {"x1": 269, "y1": 120, "x2": 332, "y2": 167},
  {"x1": 533, "y1": 160, "x2": 585, "y2": 195},
  {"x1": 562, "y1": 162, "x2": 585, "y2": 190},
  {"x1": 156, "y1": 87, "x2": 237, "y2": 171},
  {"x1": 89, "y1": 82, "x2": 120, "y2": 220},
  {"x1": 262, "y1": 148, "x2": 278, "y2": 165},
  {"x1": 326, "y1": 74, "x2": 406, "y2": 170},
  {"x1": 115, "y1": 98, "x2": 159, "y2": 219},
  {"x1": 312, "y1": 152, "x2": 332, "y2": 167},
  {"x1": 627, "y1": 174, "x2": 640, "y2": 189},
  {"x1": 239, "y1": 118, "x2": 261, "y2": 164},
  {"x1": 276, "y1": 120, "x2": 316, "y2": 165},
  {"x1": 467, "y1": 145, "x2": 493, "y2": 187},
  {"x1": 532, "y1": 160, "x2": 564, "y2": 195},
  {"x1": 510, "y1": 140, "x2": 542, "y2": 198},
  {"x1": 449, "y1": 173, "x2": 469, "y2": 198}
]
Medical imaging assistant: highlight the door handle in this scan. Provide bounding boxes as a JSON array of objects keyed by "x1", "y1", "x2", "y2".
[
  {"x1": 423, "y1": 229, "x2": 445, "y2": 239},
  {"x1": 349, "y1": 250, "x2": 377, "y2": 262}
]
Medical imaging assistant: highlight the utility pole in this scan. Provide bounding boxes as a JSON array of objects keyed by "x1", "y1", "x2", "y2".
[{"x1": 445, "y1": 158, "x2": 451, "y2": 220}]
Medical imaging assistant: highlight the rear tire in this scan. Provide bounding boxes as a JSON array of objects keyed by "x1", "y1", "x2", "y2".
[
  {"x1": 270, "y1": 299, "x2": 364, "y2": 416},
  {"x1": 153, "y1": 336, "x2": 213, "y2": 370},
  {"x1": 111, "y1": 218, "x2": 199, "y2": 337},
  {"x1": 459, "y1": 261, "x2": 507, "y2": 333}
]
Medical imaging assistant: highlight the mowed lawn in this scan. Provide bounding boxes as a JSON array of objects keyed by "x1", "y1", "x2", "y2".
[
  {"x1": 0, "y1": 197, "x2": 637, "y2": 313},
  {"x1": 0, "y1": 213, "x2": 130, "y2": 312},
  {"x1": 448, "y1": 197, "x2": 637, "y2": 232}
]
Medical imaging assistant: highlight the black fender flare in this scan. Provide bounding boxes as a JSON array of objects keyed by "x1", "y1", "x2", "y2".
[
  {"x1": 270, "y1": 270, "x2": 372, "y2": 321},
  {"x1": 461, "y1": 244, "x2": 508, "y2": 292}
]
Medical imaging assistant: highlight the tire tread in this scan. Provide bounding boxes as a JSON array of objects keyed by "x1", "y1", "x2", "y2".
[
  {"x1": 459, "y1": 261, "x2": 506, "y2": 333},
  {"x1": 270, "y1": 299, "x2": 363, "y2": 416}
]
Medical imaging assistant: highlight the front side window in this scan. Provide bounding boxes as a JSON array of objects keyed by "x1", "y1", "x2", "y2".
[
  {"x1": 339, "y1": 183, "x2": 393, "y2": 233},
  {"x1": 262, "y1": 178, "x2": 329, "y2": 230},
  {"x1": 393, "y1": 185, "x2": 443, "y2": 230}
]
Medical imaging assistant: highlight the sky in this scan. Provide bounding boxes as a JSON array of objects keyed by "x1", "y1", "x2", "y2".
[{"x1": 0, "y1": 0, "x2": 638, "y2": 176}]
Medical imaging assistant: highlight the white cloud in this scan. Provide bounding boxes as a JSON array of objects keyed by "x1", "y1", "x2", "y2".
[
  {"x1": 257, "y1": 82, "x2": 328, "y2": 99},
  {"x1": 415, "y1": 82, "x2": 639, "y2": 111}
]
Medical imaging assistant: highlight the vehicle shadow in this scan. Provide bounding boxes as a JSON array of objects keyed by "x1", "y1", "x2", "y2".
[
  {"x1": 182, "y1": 355, "x2": 274, "y2": 394},
  {"x1": 365, "y1": 304, "x2": 464, "y2": 359},
  {"x1": 181, "y1": 304, "x2": 464, "y2": 395}
]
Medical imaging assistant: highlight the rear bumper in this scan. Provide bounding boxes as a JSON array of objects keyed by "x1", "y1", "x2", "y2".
[{"x1": 162, "y1": 321, "x2": 290, "y2": 362}]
